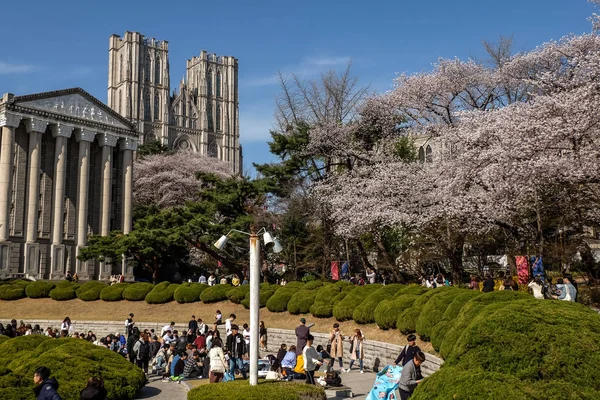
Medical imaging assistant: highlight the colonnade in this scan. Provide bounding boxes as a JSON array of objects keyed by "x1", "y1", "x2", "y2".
[{"x1": 0, "y1": 111, "x2": 137, "y2": 279}]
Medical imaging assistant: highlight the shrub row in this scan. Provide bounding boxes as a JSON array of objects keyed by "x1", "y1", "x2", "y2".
[
  {"x1": 175, "y1": 283, "x2": 209, "y2": 304},
  {"x1": 145, "y1": 282, "x2": 179, "y2": 304},
  {"x1": 0, "y1": 335, "x2": 145, "y2": 400},
  {"x1": 187, "y1": 380, "x2": 326, "y2": 400}
]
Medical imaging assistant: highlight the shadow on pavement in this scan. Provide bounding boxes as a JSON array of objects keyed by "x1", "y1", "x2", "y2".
[{"x1": 135, "y1": 386, "x2": 162, "y2": 399}]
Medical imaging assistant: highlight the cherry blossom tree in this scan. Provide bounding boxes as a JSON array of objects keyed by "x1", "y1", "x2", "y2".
[{"x1": 134, "y1": 151, "x2": 232, "y2": 208}]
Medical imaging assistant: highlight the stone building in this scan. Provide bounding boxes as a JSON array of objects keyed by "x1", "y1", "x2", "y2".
[
  {"x1": 0, "y1": 88, "x2": 138, "y2": 280},
  {"x1": 107, "y1": 31, "x2": 242, "y2": 174}
]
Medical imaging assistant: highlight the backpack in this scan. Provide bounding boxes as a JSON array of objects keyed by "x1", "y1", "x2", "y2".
[
  {"x1": 325, "y1": 371, "x2": 342, "y2": 387},
  {"x1": 138, "y1": 342, "x2": 150, "y2": 361}
]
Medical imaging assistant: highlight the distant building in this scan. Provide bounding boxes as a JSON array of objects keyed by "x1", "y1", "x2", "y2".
[
  {"x1": 0, "y1": 88, "x2": 137, "y2": 280},
  {"x1": 107, "y1": 31, "x2": 242, "y2": 174}
]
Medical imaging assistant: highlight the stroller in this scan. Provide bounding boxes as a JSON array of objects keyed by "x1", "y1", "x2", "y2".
[{"x1": 366, "y1": 365, "x2": 403, "y2": 400}]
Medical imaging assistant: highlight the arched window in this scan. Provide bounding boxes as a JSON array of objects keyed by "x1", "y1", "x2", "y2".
[
  {"x1": 425, "y1": 145, "x2": 433, "y2": 163},
  {"x1": 206, "y1": 69, "x2": 213, "y2": 96},
  {"x1": 145, "y1": 55, "x2": 150, "y2": 82},
  {"x1": 216, "y1": 104, "x2": 221, "y2": 131},
  {"x1": 155, "y1": 56, "x2": 161, "y2": 84},
  {"x1": 207, "y1": 102, "x2": 213, "y2": 131},
  {"x1": 216, "y1": 71, "x2": 221, "y2": 97},
  {"x1": 418, "y1": 146, "x2": 425, "y2": 163},
  {"x1": 154, "y1": 93, "x2": 160, "y2": 121},
  {"x1": 144, "y1": 90, "x2": 150, "y2": 121},
  {"x1": 208, "y1": 135, "x2": 218, "y2": 157},
  {"x1": 192, "y1": 113, "x2": 197, "y2": 129}
]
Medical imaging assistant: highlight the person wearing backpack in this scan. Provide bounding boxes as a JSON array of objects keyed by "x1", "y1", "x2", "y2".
[{"x1": 133, "y1": 333, "x2": 151, "y2": 374}]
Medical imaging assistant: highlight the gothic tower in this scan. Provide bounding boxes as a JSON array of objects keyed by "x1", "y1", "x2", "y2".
[{"x1": 107, "y1": 32, "x2": 170, "y2": 145}]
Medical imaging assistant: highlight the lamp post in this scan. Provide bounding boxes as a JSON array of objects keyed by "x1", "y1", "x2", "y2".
[{"x1": 214, "y1": 227, "x2": 282, "y2": 386}]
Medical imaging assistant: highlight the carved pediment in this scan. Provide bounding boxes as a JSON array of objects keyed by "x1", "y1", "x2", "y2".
[{"x1": 16, "y1": 92, "x2": 130, "y2": 130}]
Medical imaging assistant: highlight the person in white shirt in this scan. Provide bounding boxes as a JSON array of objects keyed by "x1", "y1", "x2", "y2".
[
  {"x1": 242, "y1": 323, "x2": 250, "y2": 353},
  {"x1": 161, "y1": 322, "x2": 175, "y2": 336},
  {"x1": 207, "y1": 274, "x2": 216, "y2": 286},
  {"x1": 225, "y1": 314, "x2": 236, "y2": 336},
  {"x1": 528, "y1": 276, "x2": 544, "y2": 300},
  {"x1": 366, "y1": 268, "x2": 376, "y2": 284},
  {"x1": 302, "y1": 334, "x2": 322, "y2": 385},
  {"x1": 199, "y1": 274, "x2": 207, "y2": 284}
]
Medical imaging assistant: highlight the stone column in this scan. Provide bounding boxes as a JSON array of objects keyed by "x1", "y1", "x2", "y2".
[
  {"x1": 120, "y1": 137, "x2": 137, "y2": 280},
  {"x1": 74, "y1": 128, "x2": 96, "y2": 278},
  {"x1": 23, "y1": 118, "x2": 48, "y2": 277},
  {"x1": 49, "y1": 123, "x2": 73, "y2": 279},
  {"x1": 98, "y1": 132, "x2": 118, "y2": 280},
  {"x1": 0, "y1": 111, "x2": 21, "y2": 273}
]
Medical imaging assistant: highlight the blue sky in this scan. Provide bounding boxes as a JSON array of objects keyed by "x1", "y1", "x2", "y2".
[{"x1": 0, "y1": 0, "x2": 595, "y2": 176}]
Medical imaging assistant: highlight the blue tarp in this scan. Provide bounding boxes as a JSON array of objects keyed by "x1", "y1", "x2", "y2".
[{"x1": 366, "y1": 365, "x2": 403, "y2": 400}]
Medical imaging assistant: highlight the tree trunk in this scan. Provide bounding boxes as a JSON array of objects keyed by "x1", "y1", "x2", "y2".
[
  {"x1": 449, "y1": 235, "x2": 466, "y2": 285},
  {"x1": 375, "y1": 238, "x2": 403, "y2": 283},
  {"x1": 355, "y1": 239, "x2": 373, "y2": 272}
]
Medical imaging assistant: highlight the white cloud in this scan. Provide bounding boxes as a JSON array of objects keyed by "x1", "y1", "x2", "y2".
[
  {"x1": 242, "y1": 54, "x2": 352, "y2": 88},
  {"x1": 0, "y1": 61, "x2": 37, "y2": 75}
]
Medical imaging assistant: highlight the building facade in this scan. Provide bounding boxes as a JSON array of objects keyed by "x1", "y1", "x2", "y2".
[
  {"x1": 0, "y1": 88, "x2": 138, "y2": 280},
  {"x1": 107, "y1": 31, "x2": 242, "y2": 174}
]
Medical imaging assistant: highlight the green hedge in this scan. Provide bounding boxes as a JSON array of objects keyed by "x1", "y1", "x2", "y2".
[
  {"x1": 200, "y1": 284, "x2": 232, "y2": 303},
  {"x1": 310, "y1": 284, "x2": 342, "y2": 318},
  {"x1": 49, "y1": 282, "x2": 80, "y2": 301},
  {"x1": 0, "y1": 336, "x2": 145, "y2": 400},
  {"x1": 174, "y1": 283, "x2": 208, "y2": 303},
  {"x1": 99, "y1": 283, "x2": 129, "y2": 301},
  {"x1": 414, "y1": 287, "x2": 461, "y2": 341},
  {"x1": 373, "y1": 294, "x2": 419, "y2": 330},
  {"x1": 333, "y1": 284, "x2": 381, "y2": 321},
  {"x1": 241, "y1": 285, "x2": 278, "y2": 309},
  {"x1": 352, "y1": 284, "x2": 404, "y2": 324},
  {"x1": 429, "y1": 290, "x2": 482, "y2": 349},
  {"x1": 226, "y1": 285, "x2": 251, "y2": 304},
  {"x1": 287, "y1": 289, "x2": 318, "y2": 314},
  {"x1": 303, "y1": 281, "x2": 324, "y2": 290},
  {"x1": 187, "y1": 380, "x2": 326, "y2": 400},
  {"x1": 122, "y1": 282, "x2": 155, "y2": 301},
  {"x1": 75, "y1": 281, "x2": 108, "y2": 301},
  {"x1": 284, "y1": 281, "x2": 305, "y2": 289},
  {"x1": 0, "y1": 283, "x2": 27, "y2": 301},
  {"x1": 266, "y1": 286, "x2": 301, "y2": 312},
  {"x1": 395, "y1": 287, "x2": 452, "y2": 334},
  {"x1": 145, "y1": 282, "x2": 179, "y2": 304},
  {"x1": 25, "y1": 281, "x2": 56, "y2": 298}
]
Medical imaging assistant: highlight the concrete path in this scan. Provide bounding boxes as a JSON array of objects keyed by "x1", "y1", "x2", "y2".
[
  {"x1": 134, "y1": 376, "x2": 188, "y2": 400},
  {"x1": 326, "y1": 370, "x2": 377, "y2": 400}
]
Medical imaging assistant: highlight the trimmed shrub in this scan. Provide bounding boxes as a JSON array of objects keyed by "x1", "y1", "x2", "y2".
[
  {"x1": 75, "y1": 281, "x2": 108, "y2": 301},
  {"x1": 200, "y1": 284, "x2": 232, "y2": 303},
  {"x1": 303, "y1": 280, "x2": 324, "y2": 290},
  {"x1": 123, "y1": 282, "x2": 155, "y2": 301},
  {"x1": 25, "y1": 281, "x2": 56, "y2": 298},
  {"x1": 429, "y1": 290, "x2": 482, "y2": 348},
  {"x1": 0, "y1": 336, "x2": 145, "y2": 400},
  {"x1": 145, "y1": 282, "x2": 179, "y2": 304},
  {"x1": 438, "y1": 290, "x2": 529, "y2": 358},
  {"x1": 310, "y1": 284, "x2": 342, "y2": 318},
  {"x1": 187, "y1": 380, "x2": 326, "y2": 400},
  {"x1": 99, "y1": 283, "x2": 129, "y2": 301},
  {"x1": 241, "y1": 285, "x2": 278, "y2": 309},
  {"x1": 49, "y1": 282, "x2": 80, "y2": 301},
  {"x1": 353, "y1": 284, "x2": 405, "y2": 324},
  {"x1": 333, "y1": 284, "x2": 382, "y2": 321},
  {"x1": 287, "y1": 289, "x2": 318, "y2": 314},
  {"x1": 174, "y1": 283, "x2": 208, "y2": 303},
  {"x1": 329, "y1": 285, "x2": 357, "y2": 308},
  {"x1": 284, "y1": 281, "x2": 304, "y2": 289},
  {"x1": 0, "y1": 284, "x2": 27, "y2": 301},
  {"x1": 391, "y1": 284, "x2": 428, "y2": 298},
  {"x1": 415, "y1": 287, "x2": 462, "y2": 341},
  {"x1": 267, "y1": 286, "x2": 301, "y2": 312},
  {"x1": 395, "y1": 287, "x2": 453, "y2": 334},
  {"x1": 227, "y1": 285, "x2": 250, "y2": 303},
  {"x1": 373, "y1": 294, "x2": 419, "y2": 330}
]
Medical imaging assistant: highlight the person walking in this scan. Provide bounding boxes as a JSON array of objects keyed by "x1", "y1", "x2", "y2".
[
  {"x1": 33, "y1": 366, "x2": 62, "y2": 400},
  {"x1": 328, "y1": 323, "x2": 344, "y2": 371},
  {"x1": 295, "y1": 318, "x2": 310, "y2": 356},
  {"x1": 208, "y1": 337, "x2": 228, "y2": 383},
  {"x1": 395, "y1": 334, "x2": 421, "y2": 366},
  {"x1": 225, "y1": 324, "x2": 247, "y2": 379},
  {"x1": 259, "y1": 321, "x2": 268, "y2": 351},
  {"x1": 398, "y1": 351, "x2": 426, "y2": 399},
  {"x1": 347, "y1": 329, "x2": 364, "y2": 373},
  {"x1": 302, "y1": 334, "x2": 322, "y2": 385},
  {"x1": 133, "y1": 332, "x2": 151, "y2": 374}
]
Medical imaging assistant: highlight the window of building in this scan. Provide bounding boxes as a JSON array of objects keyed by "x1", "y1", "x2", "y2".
[
  {"x1": 120, "y1": 54, "x2": 123, "y2": 81},
  {"x1": 144, "y1": 90, "x2": 150, "y2": 121},
  {"x1": 207, "y1": 102, "x2": 213, "y2": 131},
  {"x1": 216, "y1": 104, "x2": 221, "y2": 131},
  {"x1": 208, "y1": 136, "x2": 218, "y2": 158},
  {"x1": 207, "y1": 69, "x2": 213, "y2": 96},
  {"x1": 154, "y1": 93, "x2": 160, "y2": 121},
  {"x1": 425, "y1": 145, "x2": 433, "y2": 163},
  {"x1": 418, "y1": 146, "x2": 425, "y2": 163},
  {"x1": 216, "y1": 71, "x2": 221, "y2": 97},
  {"x1": 192, "y1": 113, "x2": 197, "y2": 129},
  {"x1": 155, "y1": 56, "x2": 161, "y2": 84},
  {"x1": 118, "y1": 91, "x2": 122, "y2": 114},
  {"x1": 145, "y1": 55, "x2": 150, "y2": 82}
]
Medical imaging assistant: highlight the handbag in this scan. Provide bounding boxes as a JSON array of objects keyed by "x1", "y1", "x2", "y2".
[{"x1": 223, "y1": 370, "x2": 235, "y2": 382}]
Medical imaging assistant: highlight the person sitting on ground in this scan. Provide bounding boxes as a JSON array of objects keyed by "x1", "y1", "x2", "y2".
[
  {"x1": 281, "y1": 345, "x2": 297, "y2": 378},
  {"x1": 232, "y1": 274, "x2": 240, "y2": 286},
  {"x1": 316, "y1": 345, "x2": 331, "y2": 370},
  {"x1": 559, "y1": 276, "x2": 577, "y2": 302},
  {"x1": 33, "y1": 366, "x2": 62, "y2": 400},
  {"x1": 528, "y1": 275, "x2": 544, "y2": 299},
  {"x1": 79, "y1": 377, "x2": 107, "y2": 400},
  {"x1": 398, "y1": 351, "x2": 426, "y2": 400},
  {"x1": 276, "y1": 343, "x2": 288, "y2": 368},
  {"x1": 212, "y1": 310, "x2": 223, "y2": 332},
  {"x1": 183, "y1": 350, "x2": 203, "y2": 379}
]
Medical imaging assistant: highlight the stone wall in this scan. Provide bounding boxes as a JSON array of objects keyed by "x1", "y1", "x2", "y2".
[{"x1": 22, "y1": 319, "x2": 443, "y2": 376}]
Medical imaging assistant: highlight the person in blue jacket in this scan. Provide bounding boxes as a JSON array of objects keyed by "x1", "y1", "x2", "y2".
[{"x1": 33, "y1": 366, "x2": 62, "y2": 400}]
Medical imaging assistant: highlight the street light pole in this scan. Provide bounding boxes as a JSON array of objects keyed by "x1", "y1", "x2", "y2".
[{"x1": 249, "y1": 227, "x2": 261, "y2": 386}]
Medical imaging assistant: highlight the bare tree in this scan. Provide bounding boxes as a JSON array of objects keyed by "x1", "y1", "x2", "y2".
[{"x1": 274, "y1": 62, "x2": 370, "y2": 131}]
